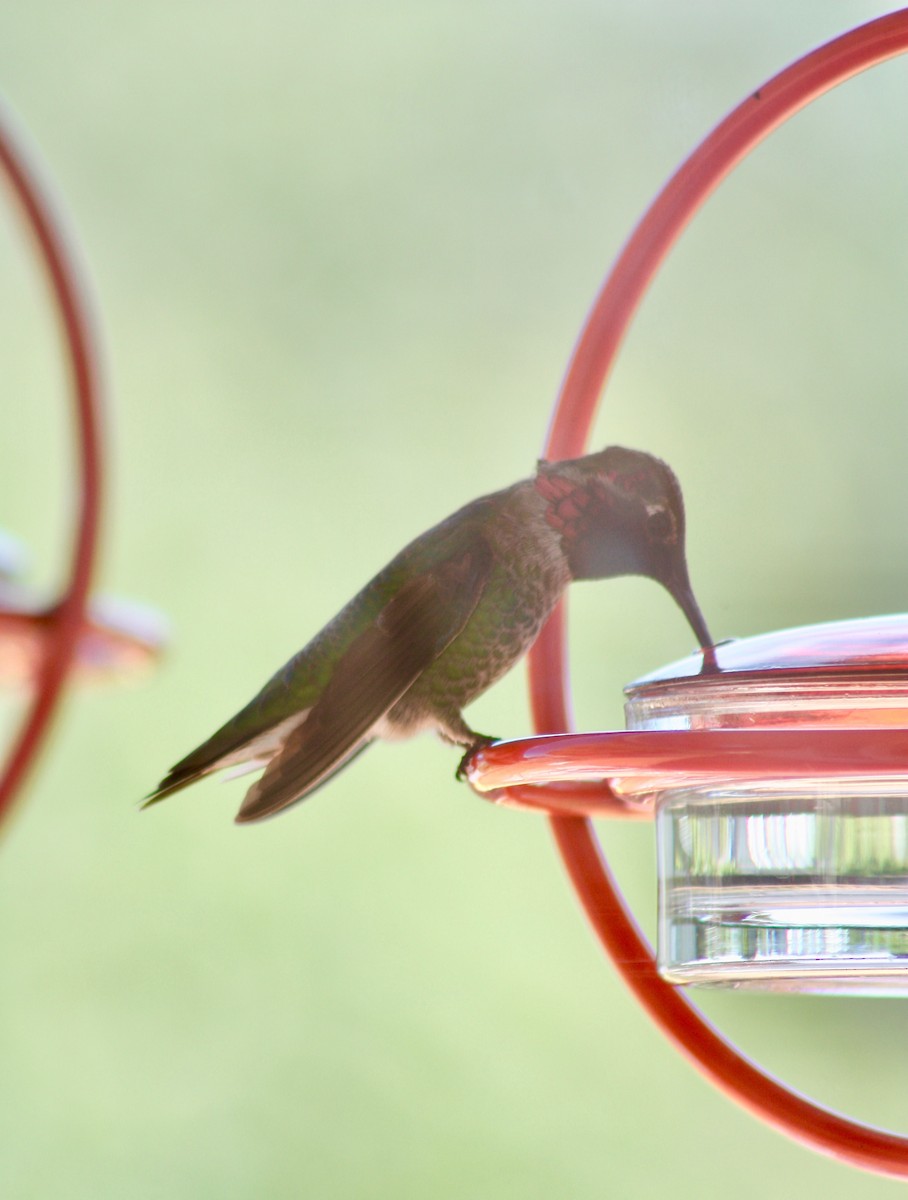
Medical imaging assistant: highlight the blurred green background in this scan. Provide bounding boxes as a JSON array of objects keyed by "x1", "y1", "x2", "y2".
[{"x1": 2, "y1": 2, "x2": 908, "y2": 1196}]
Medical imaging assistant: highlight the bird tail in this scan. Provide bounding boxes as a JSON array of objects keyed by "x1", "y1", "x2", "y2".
[{"x1": 141, "y1": 763, "x2": 215, "y2": 808}]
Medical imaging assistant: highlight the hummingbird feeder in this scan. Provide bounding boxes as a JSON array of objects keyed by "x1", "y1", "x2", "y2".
[
  {"x1": 467, "y1": 9, "x2": 908, "y2": 1180},
  {"x1": 0, "y1": 100, "x2": 162, "y2": 832}
]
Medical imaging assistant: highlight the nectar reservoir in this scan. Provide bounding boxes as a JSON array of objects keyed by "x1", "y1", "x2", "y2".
[{"x1": 624, "y1": 615, "x2": 908, "y2": 995}]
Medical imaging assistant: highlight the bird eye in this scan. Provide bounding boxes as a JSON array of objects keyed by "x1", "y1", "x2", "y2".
[{"x1": 646, "y1": 507, "x2": 674, "y2": 540}]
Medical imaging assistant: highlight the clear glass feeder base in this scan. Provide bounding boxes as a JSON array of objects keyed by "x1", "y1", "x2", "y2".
[{"x1": 657, "y1": 780, "x2": 908, "y2": 995}]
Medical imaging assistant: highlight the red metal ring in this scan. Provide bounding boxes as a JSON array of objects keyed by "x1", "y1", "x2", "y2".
[
  {"x1": 507, "y1": 9, "x2": 908, "y2": 1179},
  {"x1": 0, "y1": 102, "x2": 104, "y2": 829}
]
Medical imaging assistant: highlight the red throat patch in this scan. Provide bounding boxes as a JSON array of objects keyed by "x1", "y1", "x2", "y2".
[{"x1": 534, "y1": 473, "x2": 610, "y2": 542}]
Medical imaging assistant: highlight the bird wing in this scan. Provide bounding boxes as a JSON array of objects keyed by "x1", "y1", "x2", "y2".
[{"x1": 234, "y1": 540, "x2": 493, "y2": 823}]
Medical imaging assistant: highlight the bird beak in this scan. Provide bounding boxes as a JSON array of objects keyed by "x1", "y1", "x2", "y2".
[{"x1": 666, "y1": 572, "x2": 713, "y2": 653}]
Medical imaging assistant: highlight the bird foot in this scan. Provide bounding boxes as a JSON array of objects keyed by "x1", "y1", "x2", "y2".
[{"x1": 455, "y1": 735, "x2": 497, "y2": 783}]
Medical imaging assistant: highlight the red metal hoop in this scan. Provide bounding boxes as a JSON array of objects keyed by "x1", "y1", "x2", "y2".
[
  {"x1": 0, "y1": 102, "x2": 104, "y2": 829},
  {"x1": 508, "y1": 9, "x2": 908, "y2": 1180}
]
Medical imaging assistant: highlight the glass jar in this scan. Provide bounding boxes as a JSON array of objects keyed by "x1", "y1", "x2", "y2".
[{"x1": 624, "y1": 614, "x2": 908, "y2": 994}]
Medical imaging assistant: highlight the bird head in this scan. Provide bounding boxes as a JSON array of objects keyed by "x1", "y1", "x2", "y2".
[{"x1": 535, "y1": 445, "x2": 712, "y2": 649}]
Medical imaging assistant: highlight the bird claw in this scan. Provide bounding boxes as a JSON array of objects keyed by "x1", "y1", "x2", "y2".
[{"x1": 455, "y1": 735, "x2": 497, "y2": 783}]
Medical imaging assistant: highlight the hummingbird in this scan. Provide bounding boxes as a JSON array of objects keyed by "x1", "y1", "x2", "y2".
[{"x1": 146, "y1": 445, "x2": 711, "y2": 823}]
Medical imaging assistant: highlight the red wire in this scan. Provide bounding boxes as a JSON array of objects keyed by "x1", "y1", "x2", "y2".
[
  {"x1": 0, "y1": 102, "x2": 104, "y2": 828},
  {"x1": 529, "y1": 8, "x2": 908, "y2": 1178}
]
